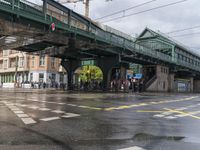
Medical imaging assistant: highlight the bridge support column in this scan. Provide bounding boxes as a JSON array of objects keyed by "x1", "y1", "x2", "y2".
[
  {"x1": 189, "y1": 77, "x2": 194, "y2": 92},
  {"x1": 120, "y1": 64, "x2": 129, "y2": 80},
  {"x1": 168, "y1": 73, "x2": 175, "y2": 92},
  {"x1": 97, "y1": 56, "x2": 120, "y2": 91},
  {"x1": 194, "y1": 79, "x2": 200, "y2": 92},
  {"x1": 61, "y1": 59, "x2": 80, "y2": 90}
]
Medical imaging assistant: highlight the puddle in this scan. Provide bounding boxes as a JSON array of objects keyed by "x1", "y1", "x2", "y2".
[{"x1": 132, "y1": 133, "x2": 185, "y2": 141}]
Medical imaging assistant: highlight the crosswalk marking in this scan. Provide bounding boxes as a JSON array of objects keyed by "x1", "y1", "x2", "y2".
[
  {"x1": 21, "y1": 118, "x2": 36, "y2": 124},
  {"x1": 13, "y1": 110, "x2": 24, "y2": 114},
  {"x1": 16, "y1": 114, "x2": 29, "y2": 118},
  {"x1": 3, "y1": 102, "x2": 37, "y2": 125}
]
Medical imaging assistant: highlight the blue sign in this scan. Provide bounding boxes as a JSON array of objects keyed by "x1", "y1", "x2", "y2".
[{"x1": 134, "y1": 74, "x2": 142, "y2": 79}]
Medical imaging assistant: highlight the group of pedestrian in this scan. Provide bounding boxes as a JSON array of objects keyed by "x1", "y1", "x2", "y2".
[
  {"x1": 79, "y1": 80, "x2": 102, "y2": 91},
  {"x1": 130, "y1": 78, "x2": 144, "y2": 93},
  {"x1": 110, "y1": 78, "x2": 144, "y2": 93},
  {"x1": 110, "y1": 79, "x2": 130, "y2": 92}
]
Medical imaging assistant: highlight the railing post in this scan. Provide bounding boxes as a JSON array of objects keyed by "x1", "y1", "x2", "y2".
[
  {"x1": 43, "y1": 0, "x2": 47, "y2": 20},
  {"x1": 12, "y1": 0, "x2": 15, "y2": 10}
]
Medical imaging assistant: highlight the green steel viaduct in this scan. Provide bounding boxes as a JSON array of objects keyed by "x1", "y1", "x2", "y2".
[{"x1": 0, "y1": 0, "x2": 200, "y2": 92}]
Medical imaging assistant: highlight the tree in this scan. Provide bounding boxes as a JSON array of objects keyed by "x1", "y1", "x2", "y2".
[{"x1": 79, "y1": 65, "x2": 103, "y2": 82}]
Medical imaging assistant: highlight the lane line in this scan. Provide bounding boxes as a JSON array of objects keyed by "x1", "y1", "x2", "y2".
[
  {"x1": 137, "y1": 110, "x2": 166, "y2": 113},
  {"x1": 104, "y1": 96, "x2": 198, "y2": 111},
  {"x1": 165, "y1": 108, "x2": 200, "y2": 120}
]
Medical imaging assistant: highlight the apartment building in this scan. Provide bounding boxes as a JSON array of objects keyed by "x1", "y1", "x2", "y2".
[{"x1": 0, "y1": 49, "x2": 67, "y2": 86}]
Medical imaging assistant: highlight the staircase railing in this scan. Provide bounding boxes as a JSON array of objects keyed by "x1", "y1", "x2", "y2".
[{"x1": 144, "y1": 75, "x2": 157, "y2": 90}]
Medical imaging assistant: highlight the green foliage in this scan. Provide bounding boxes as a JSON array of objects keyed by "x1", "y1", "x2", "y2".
[{"x1": 79, "y1": 65, "x2": 103, "y2": 82}]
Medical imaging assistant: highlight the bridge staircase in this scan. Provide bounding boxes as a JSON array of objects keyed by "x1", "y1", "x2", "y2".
[{"x1": 144, "y1": 75, "x2": 157, "y2": 91}]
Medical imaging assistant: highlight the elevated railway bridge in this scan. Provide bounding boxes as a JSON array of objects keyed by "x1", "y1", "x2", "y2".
[{"x1": 0, "y1": 0, "x2": 200, "y2": 92}]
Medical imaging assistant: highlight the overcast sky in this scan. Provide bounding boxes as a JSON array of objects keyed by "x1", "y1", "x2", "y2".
[{"x1": 32, "y1": 0, "x2": 200, "y2": 54}]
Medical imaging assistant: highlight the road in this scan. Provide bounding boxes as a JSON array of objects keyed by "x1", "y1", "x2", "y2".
[{"x1": 0, "y1": 89, "x2": 200, "y2": 150}]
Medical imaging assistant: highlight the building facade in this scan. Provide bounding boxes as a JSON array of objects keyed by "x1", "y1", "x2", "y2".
[{"x1": 0, "y1": 49, "x2": 67, "y2": 87}]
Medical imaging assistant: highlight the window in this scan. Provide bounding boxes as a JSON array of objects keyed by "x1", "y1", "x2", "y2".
[
  {"x1": 161, "y1": 67, "x2": 163, "y2": 73},
  {"x1": 60, "y1": 74, "x2": 64, "y2": 82},
  {"x1": 3, "y1": 50, "x2": 8, "y2": 56},
  {"x1": 0, "y1": 60, "x2": 3, "y2": 69},
  {"x1": 9, "y1": 58, "x2": 16, "y2": 68},
  {"x1": 31, "y1": 56, "x2": 35, "y2": 67},
  {"x1": 39, "y1": 73, "x2": 44, "y2": 82},
  {"x1": 51, "y1": 57, "x2": 55, "y2": 68},
  {"x1": 30, "y1": 73, "x2": 33, "y2": 81},
  {"x1": 163, "y1": 81, "x2": 165, "y2": 89},
  {"x1": 19, "y1": 57, "x2": 24, "y2": 68},
  {"x1": 3, "y1": 60, "x2": 7, "y2": 69},
  {"x1": 39, "y1": 55, "x2": 45, "y2": 66},
  {"x1": 52, "y1": 73, "x2": 56, "y2": 81}
]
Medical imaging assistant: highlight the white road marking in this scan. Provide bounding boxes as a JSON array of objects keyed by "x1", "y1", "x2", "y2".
[
  {"x1": 154, "y1": 114, "x2": 165, "y2": 117},
  {"x1": 176, "y1": 107, "x2": 187, "y2": 111},
  {"x1": 58, "y1": 103, "x2": 65, "y2": 105},
  {"x1": 187, "y1": 105, "x2": 196, "y2": 108},
  {"x1": 162, "y1": 112, "x2": 173, "y2": 115},
  {"x1": 67, "y1": 104, "x2": 77, "y2": 107},
  {"x1": 117, "y1": 146, "x2": 146, "y2": 150},
  {"x1": 164, "y1": 116, "x2": 177, "y2": 119},
  {"x1": 62, "y1": 113, "x2": 80, "y2": 118},
  {"x1": 78, "y1": 105, "x2": 89, "y2": 108},
  {"x1": 4, "y1": 102, "x2": 37, "y2": 125},
  {"x1": 16, "y1": 114, "x2": 29, "y2": 118},
  {"x1": 40, "y1": 117, "x2": 60, "y2": 121},
  {"x1": 13, "y1": 110, "x2": 24, "y2": 114},
  {"x1": 51, "y1": 110, "x2": 65, "y2": 114},
  {"x1": 10, "y1": 108, "x2": 20, "y2": 111},
  {"x1": 28, "y1": 106, "x2": 39, "y2": 109},
  {"x1": 21, "y1": 118, "x2": 36, "y2": 124},
  {"x1": 6, "y1": 103, "x2": 14, "y2": 106},
  {"x1": 38, "y1": 108, "x2": 51, "y2": 111},
  {"x1": 20, "y1": 104, "x2": 28, "y2": 107}
]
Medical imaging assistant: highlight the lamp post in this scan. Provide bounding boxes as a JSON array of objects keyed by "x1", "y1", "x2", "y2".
[{"x1": 14, "y1": 55, "x2": 19, "y2": 88}]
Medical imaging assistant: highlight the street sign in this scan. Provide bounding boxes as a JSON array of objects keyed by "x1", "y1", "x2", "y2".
[{"x1": 134, "y1": 73, "x2": 142, "y2": 79}]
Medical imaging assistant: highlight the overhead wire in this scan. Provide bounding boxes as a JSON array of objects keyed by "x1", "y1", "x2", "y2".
[
  {"x1": 172, "y1": 32, "x2": 200, "y2": 38},
  {"x1": 94, "y1": 0, "x2": 157, "y2": 20},
  {"x1": 166, "y1": 25, "x2": 200, "y2": 34},
  {"x1": 101, "y1": 0, "x2": 188, "y2": 23}
]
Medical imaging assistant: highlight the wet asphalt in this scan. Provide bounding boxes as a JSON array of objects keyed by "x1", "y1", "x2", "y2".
[{"x1": 0, "y1": 89, "x2": 200, "y2": 150}]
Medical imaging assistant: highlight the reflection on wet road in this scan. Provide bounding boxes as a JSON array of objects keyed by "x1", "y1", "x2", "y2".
[{"x1": 0, "y1": 89, "x2": 200, "y2": 150}]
